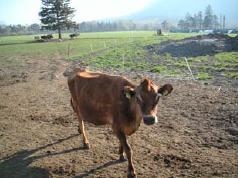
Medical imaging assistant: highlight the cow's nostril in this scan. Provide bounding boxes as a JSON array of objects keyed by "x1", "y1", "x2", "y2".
[{"x1": 143, "y1": 115, "x2": 157, "y2": 125}]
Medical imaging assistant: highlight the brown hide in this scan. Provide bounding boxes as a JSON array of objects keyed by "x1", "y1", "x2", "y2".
[
  {"x1": 68, "y1": 70, "x2": 173, "y2": 134},
  {"x1": 68, "y1": 71, "x2": 140, "y2": 134},
  {"x1": 68, "y1": 70, "x2": 173, "y2": 177}
]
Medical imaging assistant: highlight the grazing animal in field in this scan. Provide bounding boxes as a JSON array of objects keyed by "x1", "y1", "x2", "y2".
[
  {"x1": 68, "y1": 69, "x2": 173, "y2": 178},
  {"x1": 69, "y1": 33, "x2": 79, "y2": 39},
  {"x1": 34, "y1": 36, "x2": 40, "y2": 40},
  {"x1": 41, "y1": 34, "x2": 53, "y2": 40}
]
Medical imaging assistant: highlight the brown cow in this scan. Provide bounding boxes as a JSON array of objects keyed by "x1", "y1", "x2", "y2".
[{"x1": 68, "y1": 69, "x2": 173, "y2": 178}]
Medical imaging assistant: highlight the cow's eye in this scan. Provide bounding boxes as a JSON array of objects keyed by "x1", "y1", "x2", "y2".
[
  {"x1": 155, "y1": 95, "x2": 160, "y2": 103},
  {"x1": 152, "y1": 98, "x2": 159, "y2": 108}
]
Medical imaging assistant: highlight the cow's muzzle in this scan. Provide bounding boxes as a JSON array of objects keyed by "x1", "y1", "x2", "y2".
[{"x1": 143, "y1": 115, "x2": 158, "y2": 125}]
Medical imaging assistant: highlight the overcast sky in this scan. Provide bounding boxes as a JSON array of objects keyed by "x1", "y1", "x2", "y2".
[{"x1": 0, "y1": 0, "x2": 154, "y2": 24}]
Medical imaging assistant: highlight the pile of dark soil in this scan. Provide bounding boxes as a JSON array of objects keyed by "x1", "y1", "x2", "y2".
[{"x1": 146, "y1": 34, "x2": 238, "y2": 57}]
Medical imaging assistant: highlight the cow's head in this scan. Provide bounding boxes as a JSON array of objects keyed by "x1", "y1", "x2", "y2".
[{"x1": 124, "y1": 79, "x2": 173, "y2": 125}]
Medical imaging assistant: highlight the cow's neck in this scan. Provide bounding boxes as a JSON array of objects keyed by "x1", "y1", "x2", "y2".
[{"x1": 123, "y1": 100, "x2": 143, "y2": 136}]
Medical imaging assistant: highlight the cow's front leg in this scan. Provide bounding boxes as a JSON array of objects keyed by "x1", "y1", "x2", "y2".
[
  {"x1": 116, "y1": 131, "x2": 136, "y2": 178},
  {"x1": 119, "y1": 143, "x2": 126, "y2": 161}
]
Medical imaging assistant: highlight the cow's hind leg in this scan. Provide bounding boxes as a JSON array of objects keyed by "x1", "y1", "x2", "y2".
[
  {"x1": 71, "y1": 98, "x2": 90, "y2": 149},
  {"x1": 78, "y1": 118, "x2": 90, "y2": 149},
  {"x1": 116, "y1": 131, "x2": 136, "y2": 178}
]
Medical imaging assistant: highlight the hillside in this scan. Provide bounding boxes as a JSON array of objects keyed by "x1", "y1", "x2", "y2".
[{"x1": 124, "y1": 0, "x2": 238, "y2": 27}]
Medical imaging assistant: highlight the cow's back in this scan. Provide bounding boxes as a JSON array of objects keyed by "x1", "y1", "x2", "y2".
[{"x1": 68, "y1": 71, "x2": 133, "y2": 125}]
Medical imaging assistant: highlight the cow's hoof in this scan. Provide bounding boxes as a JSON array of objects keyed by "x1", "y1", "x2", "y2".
[
  {"x1": 127, "y1": 172, "x2": 137, "y2": 178},
  {"x1": 119, "y1": 155, "x2": 126, "y2": 162},
  {"x1": 83, "y1": 143, "x2": 90, "y2": 149}
]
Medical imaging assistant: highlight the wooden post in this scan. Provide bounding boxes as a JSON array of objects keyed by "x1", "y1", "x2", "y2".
[
  {"x1": 122, "y1": 54, "x2": 125, "y2": 71},
  {"x1": 104, "y1": 41, "x2": 106, "y2": 48},
  {"x1": 90, "y1": 44, "x2": 93, "y2": 52},
  {"x1": 67, "y1": 43, "x2": 70, "y2": 58},
  {"x1": 184, "y1": 57, "x2": 195, "y2": 80}
]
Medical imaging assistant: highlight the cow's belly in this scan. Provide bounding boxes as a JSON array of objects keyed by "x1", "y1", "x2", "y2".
[{"x1": 78, "y1": 101, "x2": 113, "y2": 125}]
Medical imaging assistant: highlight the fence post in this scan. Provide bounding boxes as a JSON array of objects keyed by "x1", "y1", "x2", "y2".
[
  {"x1": 90, "y1": 44, "x2": 93, "y2": 52},
  {"x1": 122, "y1": 54, "x2": 125, "y2": 71},
  {"x1": 184, "y1": 57, "x2": 195, "y2": 80},
  {"x1": 104, "y1": 41, "x2": 107, "y2": 48},
  {"x1": 67, "y1": 43, "x2": 70, "y2": 58}
]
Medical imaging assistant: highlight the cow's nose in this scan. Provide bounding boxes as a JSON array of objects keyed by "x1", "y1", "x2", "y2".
[{"x1": 143, "y1": 115, "x2": 158, "y2": 125}]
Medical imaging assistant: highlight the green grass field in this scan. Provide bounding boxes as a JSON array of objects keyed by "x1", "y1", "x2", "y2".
[
  {"x1": 1, "y1": 31, "x2": 238, "y2": 82},
  {"x1": 0, "y1": 31, "x2": 198, "y2": 58}
]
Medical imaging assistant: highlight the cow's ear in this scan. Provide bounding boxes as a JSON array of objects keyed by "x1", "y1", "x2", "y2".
[
  {"x1": 158, "y1": 84, "x2": 173, "y2": 96},
  {"x1": 124, "y1": 86, "x2": 136, "y2": 99},
  {"x1": 141, "y1": 78, "x2": 151, "y2": 91}
]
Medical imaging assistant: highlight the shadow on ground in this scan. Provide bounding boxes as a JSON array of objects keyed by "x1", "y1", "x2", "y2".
[
  {"x1": 0, "y1": 40, "x2": 42, "y2": 46},
  {"x1": 0, "y1": 134, "x2": 81, "y2": 178},
  {"x1": 74, "y1": 159, "x2": 124, "y2": 178}
]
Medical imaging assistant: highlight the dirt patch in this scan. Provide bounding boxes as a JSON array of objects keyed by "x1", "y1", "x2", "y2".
[
  {"x1": 146, "y1": 34, "x2": 238, "y2": 57},
  {"x1": 154, "y1": 153, "x2": 192, "y2": 169},
  {"x1": 0, "y1": 57, "x2": 238, "y2": 178},
  {"x1": 0, "y1": 69, "x2": 28, "y2": 86}
]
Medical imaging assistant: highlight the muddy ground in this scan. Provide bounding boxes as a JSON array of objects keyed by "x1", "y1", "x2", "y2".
[{"x1": 0, "y1": 56, "x2": 238, "y2": 178}]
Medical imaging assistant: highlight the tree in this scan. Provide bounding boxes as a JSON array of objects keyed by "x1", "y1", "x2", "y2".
[
  {"x1": 185, "y1": 13, "x2": 194, "y2": 30},
  {"x1": 203, "y1": 5, "x2": 213, "y2": 29},
  {"x1": 222, "y1": 15, "x2": 226, "y2": 29},
  {"x1": 39, "y1": 0, "x2": 76, "y2": 39},
  {"x1": 177, "y1": 5, "x2": 222, "y2": 30},
  {"x1": 161, "y1": 20, "x2": 170, "y2": 31},
  {"x1": 197, "y1": 11, "x2": 203, "y2": 29},
  {"x1": 28, "y1": 23, "x2": 41, "y2": 33},
  {"x1": 178, "y1": 20, "x2": 186, "y2": 29},
  {"x1": 212, "y1": 15, "x2": 219, "y2": 29}
]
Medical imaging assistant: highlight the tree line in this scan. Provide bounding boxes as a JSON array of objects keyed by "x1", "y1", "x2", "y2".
[
  {"x1": 178, "y1": 5, "x2": 226, "y2": 30},
  {"x1": 37, "y1": 0, "x2": 159, "y2": 38},
  {"x1": 0, "y1": 1, "x2": 232, "y2": 36},
  {"x1": 0, "y1": 21, "x2": 160, "y2": 36},
  {"x1": 0, "y1": 24, "x2": 41, "y2": 35}
]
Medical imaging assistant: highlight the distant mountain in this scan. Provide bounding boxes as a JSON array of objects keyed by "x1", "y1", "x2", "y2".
[{"x1": 124, "y1": 0, "x2": 238, "y2": 28}]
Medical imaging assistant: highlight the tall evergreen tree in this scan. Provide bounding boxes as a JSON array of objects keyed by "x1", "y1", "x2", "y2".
[
  {"x1": 197, "y1": 11, "x2": 203, "y2": 29},
  {"x1": 203, "y1": 5, "x2": 213, "y2": 29},
  {"x1": 212, "y1": 15, "x2": 219, "y2": 29},
  {"x1": 185, "y1": 13, "x2": 194, "y2": 30},
  {"x1": 223, "y1": 15, "x2": 226, "y2": 29},
  {"x1": 161, "y1": 20, "x2": 170, "y2": 31},
  {"x1": 177, "y1": 5, "x2": 222, "y2": 30},
  {"x1": 39, "y1": 0, "x2": 76, "y2": 39}
]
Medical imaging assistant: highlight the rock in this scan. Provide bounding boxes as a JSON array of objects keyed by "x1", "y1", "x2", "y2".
[{"x1": 226, "y1": 127, "x2": 238, "y2": 136}]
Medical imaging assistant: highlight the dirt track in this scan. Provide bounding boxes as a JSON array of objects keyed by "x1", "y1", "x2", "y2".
[{"x1": 0, "y1": 57, "x2": 238, "y2": 178}]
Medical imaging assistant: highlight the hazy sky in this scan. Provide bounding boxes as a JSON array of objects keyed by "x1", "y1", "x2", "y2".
[
  {"x1": 0, "y1": 0, "x2": 237, "y2": 26},
  {"x1": 130, "y1": 0, "x2": 238, "y2": 27},
  {"x1": 0, "y1": 0, "x2": 154, "y2": 24}
]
